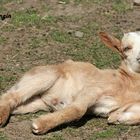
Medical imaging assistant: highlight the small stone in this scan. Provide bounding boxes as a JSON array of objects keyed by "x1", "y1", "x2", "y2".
[
  {"x1": 134, "y1": 0, "x2": 140, "y2": 5},
  {"x1": 75, "y1": 31, "x2": 84, "y2": 38},
  {"x1": 58, "y1": 1, "x2": 66, "y2": 4}
]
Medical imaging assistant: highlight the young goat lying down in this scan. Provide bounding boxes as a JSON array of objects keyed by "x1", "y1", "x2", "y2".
[{"x1": 0, "y1": 32, "x2": 140, "y2": 134}]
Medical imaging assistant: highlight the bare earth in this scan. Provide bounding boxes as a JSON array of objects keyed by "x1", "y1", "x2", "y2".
[{"x1": 0, "y1": 0, "x2": 140, "y2": 139}]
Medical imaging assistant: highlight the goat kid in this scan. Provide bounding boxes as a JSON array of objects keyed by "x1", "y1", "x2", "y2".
[{"x1": 0, "y1": 32, "x2": 140, "y2": 134}]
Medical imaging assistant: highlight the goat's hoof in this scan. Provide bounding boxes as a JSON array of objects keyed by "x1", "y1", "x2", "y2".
[
  {"x1": 32, "y1": 121, "x2": 48, "y2": 135},
  {"x1": 108, "y1": 114, "x2": 121, "y2": 125},
  {"x1": 32, "y1": 115, "x2": 55, "y2": 134},
  {"x1": 0, "y1": 105, "x2": 10, "y2": 127},
  {"x1": 107, "y1": 119, "x2": 120, "y2": 125}
]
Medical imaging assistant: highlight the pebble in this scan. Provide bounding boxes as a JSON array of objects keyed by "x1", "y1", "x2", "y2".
[
  {"x1": 75, "y1": 31, "x2": 84, "y2": 38},
  {"x1": 58, "y1": 1, "x2": 66, "y2": 4}
]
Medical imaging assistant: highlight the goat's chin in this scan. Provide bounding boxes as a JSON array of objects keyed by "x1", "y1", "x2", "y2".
[
  {"x1": 124, "y1": 60, "x2": 140, "y2": 73},
  {"x1": 133, "y1": 68, "x2": 140, "y2": 73}
]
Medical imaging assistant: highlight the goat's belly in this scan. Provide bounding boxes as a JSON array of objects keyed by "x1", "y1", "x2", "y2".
[
  {"x1": 42, "y1": 91, "x2": 74, "y2": 111},
  {"x1": 41, "y1": 75, "x2": 81, "y2": 111},
  {"x1": 90, "y1": 96, "x2": 119, "y2": 117}
]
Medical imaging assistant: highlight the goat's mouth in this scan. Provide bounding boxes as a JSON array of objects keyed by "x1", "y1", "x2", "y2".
[{"x1": 136, "y1": 57, "x2": 140, "y2": 64}]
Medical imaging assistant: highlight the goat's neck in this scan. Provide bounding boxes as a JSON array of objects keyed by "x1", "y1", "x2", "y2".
[{"x1": 118, "y1": 62, "x2": 140, "y2": 83}]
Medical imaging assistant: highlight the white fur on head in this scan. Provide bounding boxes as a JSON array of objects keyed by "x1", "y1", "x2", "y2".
[{"x1": 122, "y1": 32, "x2": 140, "y2": 73}]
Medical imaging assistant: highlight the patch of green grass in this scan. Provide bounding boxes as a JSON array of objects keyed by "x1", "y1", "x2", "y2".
[
  {"x1": 29, "y1": 36, "x2": 47, "y2": 49},
  {"x1": 74, "y1": 0, "x2": 105, "y2": 5},
  {"x1": 60, "y1": 15, "x2": 82, "y2": 23},
  {"x1": 0, "y1": 132, "x2": 8, "y2": 140},
  {"x1": 91, "y1": 42, "x2": 121, "y2": 68},
  {"x1": 41, "y1": 4, "x2": 50, "y2": 13},
  {"x1": 50, "y1": 30, "x2": 72, "y2": 43},
  {"x1": 49, "y1": 21, "x2": 120, "y2": 68},
  {"x1": 1, "y1": 25, "x2": 15, "y2": 32},
  {"x1": 112, "y1": 0, "x2": 132, "y2": 13},
  {"x1": 16, "y1": 110, "x2": 47, "y2": 121},
  {"x1": 45, "y1": 15, "x2": 57, "y2": 23},
  {"x1": 0, "y1": 75, "x2": 17, "y2": 91},
  {"x1": 0, "y1": 0, "x2": 12, "y2": 4},
  {"x1": 90, "y1": 125, "x2": 128, "y2": 140},
  {"x1": 0, "y1": 36, "x2": 7, "y2": 45},
  {"x1": 29, "y1": 37, "x2": 41, "y2": 48},
  {"x1": 91, "y1": 128, "x2": 117, "y2": 139},
  {"x1": 47, "y1": 134, "x2": 65, "y2": 140},
  {"x1": 0, "y1": 0, "x2": 23, "y2": 4},
  {"x1": 80, "y1": 22, "x2": 99, "y2": 36},
  {"x1": 50, "y1": 21, "x2": 99, "y2": 44},
  {"x1": 0, "y1": 6, "x2": 7, "y2": 12},
  {"x1": 63, "y1": 39, "x2": 120, "y2": 68},
  {"x1": 42, "y1": 15, "x2": 76, "y2": 27},
  {"x1": 42, "y1": 15, "x2": 58, "y2": 25},
  {"x1": 11, "y1": 9, "x2": 41, "y2": 27},
  {"x1": 92, "y1": 0, "x2": 106, "y2": 4},
  {"x1": 65, "y1": 127, "x2": 79, "y2": 136}
]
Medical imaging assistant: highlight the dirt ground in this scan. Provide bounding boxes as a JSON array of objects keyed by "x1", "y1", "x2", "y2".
[{"x1": 0, "y1": 0, "x2": 140, "y2": 139}]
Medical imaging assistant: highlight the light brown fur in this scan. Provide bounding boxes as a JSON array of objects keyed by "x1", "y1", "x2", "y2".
[{"x1": 1, "y1": 32, "x2": 140, "y2": 134}]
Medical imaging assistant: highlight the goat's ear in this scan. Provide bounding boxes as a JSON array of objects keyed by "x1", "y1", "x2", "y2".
[{"x1": 99, "y1": 32, "x2": 122, "y2": 54}]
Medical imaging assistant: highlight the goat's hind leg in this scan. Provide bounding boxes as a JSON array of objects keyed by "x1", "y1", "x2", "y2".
[
  {"x1": 12, "y1": 96, "x2": 48, "y2": 114},
  {"x1": 108, "y1": 102, "x2": 140, "y2": 125},
  {"x1": 0, "y1": 66, "x2": 59, "y2": 126}
]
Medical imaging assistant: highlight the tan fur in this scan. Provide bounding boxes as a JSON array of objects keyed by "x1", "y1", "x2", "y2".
[{"x1": 1, "y1": 32, "x2": 140, "y2": 134}]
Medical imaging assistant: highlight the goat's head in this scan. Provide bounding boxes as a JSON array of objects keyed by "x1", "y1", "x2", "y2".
[{"x1": 99, "y1": 32, "x2": 140, "y2": 73}]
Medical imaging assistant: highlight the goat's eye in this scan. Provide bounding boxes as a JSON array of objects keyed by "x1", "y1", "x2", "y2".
[{"x1": 123, "y1": 46, "x2": 131, "y2": 52}]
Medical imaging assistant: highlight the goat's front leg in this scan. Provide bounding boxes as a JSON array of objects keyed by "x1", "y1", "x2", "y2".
[
  {"x1": 32, "y1": 103, "x2": 87, "y2": 134},
  {"x1": 0, "y1": 66, "x2": 59, "y2": 126},
  {"x1": 108, "y1": 102, "x2": 140, "y2": 125}
]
